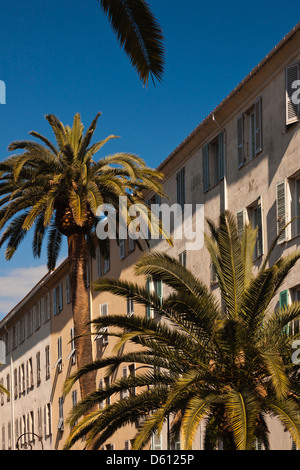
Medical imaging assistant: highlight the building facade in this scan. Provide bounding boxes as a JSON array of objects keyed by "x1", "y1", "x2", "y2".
[{"x1": 1, "y1": 22, "x2": 300, "y2": 450}]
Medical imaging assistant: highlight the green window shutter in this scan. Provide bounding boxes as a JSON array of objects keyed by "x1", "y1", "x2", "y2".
[
  {"x1": 279, "y1": 289, "x2": 289, "y2": 335},
  {"x1": 146, "y1": 276, "x2": 151, "y2": 319},
  {"x1": 279, "y1": 290, "x2": 289, "y2": 309},
  {"x1": 218, "y1": 131, "x2": 224, "y2": 181}
]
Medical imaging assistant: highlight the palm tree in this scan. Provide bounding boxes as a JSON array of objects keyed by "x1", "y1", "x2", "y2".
[
  {"x1": 63, "y1": 211, "x2": 300, "y2": 450},
  {"x1": 0, "y1": 112, "x2": 165, "y2": 400},
  {"x1": 97, "y1": 0, "x2": 164, "y2": 86}
]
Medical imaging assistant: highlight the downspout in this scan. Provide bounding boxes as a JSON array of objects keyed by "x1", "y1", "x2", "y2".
[{"x1": 212, "y1": 113, "x2": 228, "y2": 212}]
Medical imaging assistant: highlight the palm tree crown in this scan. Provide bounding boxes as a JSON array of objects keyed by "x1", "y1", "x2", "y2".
[
  {"x1": 98, "y1": 0, "x2": 165, "y2": 86},
  {"x1": 0, "y1": 112, "x2": 165, "y2": 401},
  {"x1": 63, "y1": 212, "x2": 300, "y2": 450}
]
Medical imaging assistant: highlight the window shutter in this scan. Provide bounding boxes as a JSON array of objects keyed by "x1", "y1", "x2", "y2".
[
  {"x1": 59, "y1": 283, "x2": 63, "y2": 311},
  {"x1": 286, "y1": 63, "x2": 300, "y2": 125},
  {"x1": 202, "y1": 144, "x2": 210, "y2": 191},
  {"x1": 256, "y1": 197, "x2": 263, "y2": 257},
  {"x1": 236, "y1": 209, "x2": 245, "y2": 238},
  {"x1": 146, "y1": 276, "x2": 151, "y2": 319},
  {"x1": 237, "y1": 115, "x2": 244, "y2": 168},
  {"x1": 276, "y1": 181, "x2": 287, "y2": 243},
  {"x1": 218, "y1": 131, "x2": 224, "y2": 180},
  {"x1": 52, "y1": 289, "x2": 57, "y2": 315},
  {"x1": 279, "y1": 289, "x2": 289, "y2": 335},
  {"x1": 254, "y1": 97, "x2": 263, "y2": 155}
]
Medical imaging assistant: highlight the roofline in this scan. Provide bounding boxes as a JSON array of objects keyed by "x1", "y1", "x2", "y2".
[
  {"x1": 0, "y1": 257, "x2": 68, "y2": 329},
  {"x1": 157, "y1": 21, "x2": 300, "y2": 172}
]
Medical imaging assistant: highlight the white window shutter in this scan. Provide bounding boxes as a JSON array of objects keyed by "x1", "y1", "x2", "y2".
[
  {"x1": 286, "y1": 63, "x2": 300, "y2": 125},
  {"x1": 237, "y1": 115, "x2": 244, "y2": 168},
  {"x1": 254, "y1": 97, "x2": 263, "y2": 155},
  {"x1": 276, "y1": 181, "x2": 287, "y2": 243},
  {"x1": 218, "y1": 131, "x2": 225, "y2": 180}
]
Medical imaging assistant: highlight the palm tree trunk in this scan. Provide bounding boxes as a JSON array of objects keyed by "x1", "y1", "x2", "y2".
[{"x1": 68, "y1": 232, "x2": 96, "y2": 399}]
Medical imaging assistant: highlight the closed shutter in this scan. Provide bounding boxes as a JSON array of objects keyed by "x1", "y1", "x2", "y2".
[
  {"x1": 202, "y1": 144, "x2": 210, "y2": 191},
  {"x1": 279, "y1": 289, "x2": 289, "y2": 335},
  {"x1": 236, "y1": 209, "x2": 245, "y2": 238},
  {"x1": 218, "y1": 131, "x2": 224, "y2": 180},
  {"x1": 237, "y1": 115, "x2": 244, "y2": 168},
  {"x1": 146, "y1": 276, "x2": 151, "y2": 319},
  {"x1": 255, "y1": 97, "x2": 263, "y2": 155},
  {"x1": 59, "y1": 283, "x2": 63, "y2": 311},
  {"x1": 286, "y1": 63, "x2": 300, "y2": 125},
  {"x1": 256, "y1": 197, "x2": 263, "y2": 257},
  {"x1": 276, "y1": 181, "x2": 287, "y2": 243}
]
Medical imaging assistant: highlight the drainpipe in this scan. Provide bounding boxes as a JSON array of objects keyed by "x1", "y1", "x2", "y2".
[
  {"x1": 4, "y1": 325, "x2": 15, "y2": 450},
  {"x1": 212, "y1": 113, "x2": 228, "y2": 212}
]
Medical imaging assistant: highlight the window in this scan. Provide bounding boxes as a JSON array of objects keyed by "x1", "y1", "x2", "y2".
[
  {"x1": 127, "y1": 297, "x2": 134, "y2": 317},
  {"x1": 20, "y1": 363, "x2": 25, "y2": 394},
  {"x1": 120, "y1": 367, "x2": 129, "y2": 400},
  {"x1": 99, "y1": 379, "x2": 105, "y2": 409},
  {"x1": 286, "y1": 63, "x2": 300, "y2": 125},
  {"x1": 36, "y1": 352, "x2": 41, "y2": 385},
  {"x1": 7, "y1": 422, "x2": 11, "y2": 450},
  {"x1": 129, "y1": 364, "x2": 136, "y2": 396},
  {"x1": 104, "y1": 254, "x2": 110, "y2": 274},
  {"x1": 104, "y1": 376, "x2": 111, "y2": 405},
  {"x1": 35, "y1": 304, "x2": 41, "y2": 330},
  {"x1": 44, "y1": 403, "x2": 51, "y2": 437},
  {"x1": 277, "y1": 174, "x2": 300, "y2": 243},
  {"x1": 124, "y1": 440, "x2": 130, "y2": 450},
  {"x1": 13, "y1": 325, "x2": 18, "y2": 349},
  {"x1": 19, "y1": 317, "x2": 25, "y2": 344},
  {"x1": 66, "y1": 327, "x2": 76, "y2": 365},
  {"x1": 119, "y1": 239, "x2": 126, "y2": 259},
  {"x1": 236, "y1": 208, "x2": 246, "y2": 238},
  {"x1": 45, "y1": 345, "x2": 50, "y2": 380},
  {"x1": 6, "y1": 374, "x2": 10, "y2": 402},
  {"x1": 146, "y1": 277, "x2": 163, "y2": 320},
  {"x1": 106, "y1": 444, "x2": 114, "y2": 450},
  {"x1": 178, "y1": 250, "x2": 186, "y2": 267},
  {"x1": 14, "y1": 369, "x2": 18, "y2": 400},
  {"x1": 289, "y1": 176, "x2": 300, "y2": 238},
  {"x1": 128, "y1": 236, "x2": 135, "y2": 253},
  {"x1": 53, "y1": 283, "x2": 63, "y2": 315},
  {"x1": 56, "y1": 337, "x2": 63, "y2": 372},
  {"x1": 176, "y1": 167, "x2": 185, "y2": 210},
  {"x1": 28, "y1": 357, "x2": 34, "y2": 389},
  {"x1": 237, "y1": 97, "x2": 263, "y2": 168},
  {"x1": 290, "y1": 286, "x2": 300, "y2": 336},
  {"x1": 202, "y1": 132, "x2": 224, "y2": 191},
  {"x1": 65, "y1": 275, "x2": 70, "y2": 304},
  {"x1": 171, "y1": 432, "x2": 181, "y2": 450},
  {"x1": 279, "y1": 289, "x2": 289, "y2": 335},
  {"x1": 37, "y1": 407, "x2": 42, "y2": 438},
  {"x1": 210, "y1": 263, "x2": 218, "y2": 285},
  {"x1": 151, "y1": 432, "x2": 162, "y2": 450},
  {"x1": 43, "y1": 294, "x2": 51, "y2": 323},
  {"x1": 97, "y1": 304, "x2": 109, "y2": 344},
  {"x1": 247, "y1": 197, "x2": 263, "y2": 258},
  {"x1": 58, "y1": 397, "x2": 64, "y2": 431}
]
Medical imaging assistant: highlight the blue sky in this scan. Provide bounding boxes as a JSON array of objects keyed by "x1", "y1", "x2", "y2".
[{"x1": 0, "y1": 0, "x2": 298, "y2": 317}]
